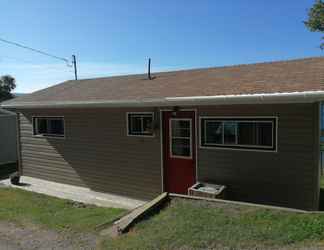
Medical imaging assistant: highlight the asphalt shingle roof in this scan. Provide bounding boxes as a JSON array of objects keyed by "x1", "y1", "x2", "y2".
[{"x1": 3, "y1": 56, "x2": 324, "y2": 107}]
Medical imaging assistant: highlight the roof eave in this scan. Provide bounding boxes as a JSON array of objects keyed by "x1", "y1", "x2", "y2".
[{"x1": 2, "y1": 91, "x2": 324, "y2": 109}]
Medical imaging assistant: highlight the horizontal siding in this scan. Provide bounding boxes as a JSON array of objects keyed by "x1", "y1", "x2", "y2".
[
  {"x1": 19, "y1": 108, "x2": 162, "y2": 200},
  {"x1": 17, "y1": 103, "x2": 319, "y2": 210},
  {"x1": 197, "y1": 103, "x2": 319, "y2": 210}
]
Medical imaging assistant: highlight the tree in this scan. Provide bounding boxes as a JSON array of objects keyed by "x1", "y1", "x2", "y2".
[
  {"x1": 305, "y1": 0, "x2": 324, "y2": 49},
  {"x1": 0, "y1": 75, "x2": 16, "y2": 102}
]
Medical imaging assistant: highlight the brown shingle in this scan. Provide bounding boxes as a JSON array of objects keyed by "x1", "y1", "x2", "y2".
[{"x1": 4, "y1": 56, "x2": 324, "y2": 106}]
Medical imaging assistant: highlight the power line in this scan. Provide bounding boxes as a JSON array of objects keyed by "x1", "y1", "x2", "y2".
[
  {"x1": 0, "y1": 37, "x2": 70, "y2": 65},
  {"x1": 0, "y1": 37, "x2": 78, "y2": 79}
]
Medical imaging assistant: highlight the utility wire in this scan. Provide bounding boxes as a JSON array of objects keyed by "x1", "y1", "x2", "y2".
[{"x1": 0, "y1": 37, "x2": 71, "y2": 66}]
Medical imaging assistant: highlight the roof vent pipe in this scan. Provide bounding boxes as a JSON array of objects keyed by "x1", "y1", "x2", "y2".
[{"x1": 148, "y1": 58, "x2": 151, "y2": 80}]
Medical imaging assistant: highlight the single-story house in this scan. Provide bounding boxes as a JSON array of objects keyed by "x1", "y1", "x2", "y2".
[{"x1": 2, "y1": 56, "x2": 324, "y2": 210}]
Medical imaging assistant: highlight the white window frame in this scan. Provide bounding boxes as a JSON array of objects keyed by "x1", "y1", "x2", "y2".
[
  {"x1": 126, "y1": 112, "x2": 155, "y2": 137},
  {"x1": 199, "y1": 116, "x2": 278, "y2": 152},
  {"x1": 32, "y1": 116, "x2": 65, "y2": 139},
  {"x1": 169, "y1": 118, "x2": 193, "y2": 159}
]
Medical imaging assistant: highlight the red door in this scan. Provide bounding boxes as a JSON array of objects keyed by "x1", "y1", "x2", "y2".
[{"x1": 163, "y1": 111, "x2": 196, "y2": 194}]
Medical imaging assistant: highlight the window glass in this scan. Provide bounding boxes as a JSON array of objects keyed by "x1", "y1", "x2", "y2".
[
  {"x1": 49, "y1": 119, "x2": 65, "y2": 135},
  {"x1": 238, "y1": 122, "x2": 257, "y2": 145},
  {"x1": 201, "y1": 118, "x2": 275, "y2": 151},
  {"x1": 128, "y1": 113, "x2": 154, "y2": 136},
  {"x1": 37, "y1": 118, "x2": 48, "y2": 134},
  {"x1": 205, "y1": 121, "x2": 223, "y2": 144},
  {"x1": 142, "y1": 116, "x2": 153, "y2": 134},
  {"x1": 171, "y1": 138, "x2": 191, "y2": 157},
  {"x1": 130, "y1": 116, "x2": 142, "y2": 134},
  {"x1": 257, "y1": 122, "x2": 272, "y2": 146},
  {"x1": 170, "y1": 119, "x2": 192, "y2": 158},
  {"x1": 224, "y1": 122, "x2": 237, "y2": 145},
  {"x1": 34, "y1": 117, "x2": 64, "y2": 137},
  {"x1": 172, "y1": 119, "x2": 190, "y2": 137}
]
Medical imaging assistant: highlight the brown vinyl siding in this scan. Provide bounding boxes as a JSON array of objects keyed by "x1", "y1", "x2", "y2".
[
  {"x1": 16, "y1": 102, "x2": 319, "y2": 210},
  {"x1": 197, "y1": 103, "x2": 320, "y2": 210},
  {"x1": 18, "y1": 108, "x2": 161, "y2": 200}
]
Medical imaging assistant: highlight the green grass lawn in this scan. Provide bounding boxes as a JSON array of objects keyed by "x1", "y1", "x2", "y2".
[
  {"x1": 0, "y1": 187, "x2": 126, "y2": 233},
  {"x1": 3, "y1": 187, "x2": 324, "y2": 249},
  {"x1": 103, "y1": 198, "x2": 324, "y2": 250}
]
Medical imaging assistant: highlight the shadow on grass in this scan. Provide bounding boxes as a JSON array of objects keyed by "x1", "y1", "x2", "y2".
[
  {"x1": 0, "y1": 162, "x2": 18, "y2": 181},
  {"x1": 14, "y1": 182, "x2": 30, "y2": 187}
]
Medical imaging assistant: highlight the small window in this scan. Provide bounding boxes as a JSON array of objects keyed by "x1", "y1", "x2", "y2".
[
  {"x1": 201, "y1": 117, "x2": 276, "y2": 151},
  {"x1": 33, "y1": 117, "x2": 65, "y2": 138},
  {"x1": 127, "y1": 113, "x2": 154, "y2": 136}
]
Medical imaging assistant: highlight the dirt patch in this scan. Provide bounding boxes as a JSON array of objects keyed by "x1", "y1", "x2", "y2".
[{"x1": 0, "y1": 221, "x2": 97, "y2": 250}]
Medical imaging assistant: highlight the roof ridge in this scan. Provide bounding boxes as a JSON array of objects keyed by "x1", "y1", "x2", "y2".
[{"x1": 73, "y1": 56, "x2": 324, "y2": 82}]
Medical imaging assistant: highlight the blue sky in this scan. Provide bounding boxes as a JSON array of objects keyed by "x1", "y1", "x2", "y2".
[{"x1": 0, "y1": 0, "x2": 323, "y2": 93}]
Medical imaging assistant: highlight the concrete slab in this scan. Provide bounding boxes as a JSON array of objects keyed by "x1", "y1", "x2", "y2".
[{"x1": 0, "y1": 176, "x2": 146, "y2": 210}]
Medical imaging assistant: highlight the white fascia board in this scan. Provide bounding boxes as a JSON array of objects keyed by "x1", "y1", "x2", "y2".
[
  {"x1": 2, "y1": 90, "x2": 324, "y2": 109},
  {"x1": 166, "y1": 91, "x2": 324, "y2": 105}
]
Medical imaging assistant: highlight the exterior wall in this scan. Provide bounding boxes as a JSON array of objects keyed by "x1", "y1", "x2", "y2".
[
  {"x1": 16, "y1": 103, "x2": 319, "y2": 210},
  {"x1": 18, "y1": 108, "x2": 161, "y2": 200},
  {"x1": 197, "y1": 103, "x2": 320, "y2": 210},
  {"x1": 0, "y1": 114, "x2": 17, "y2": 164}
]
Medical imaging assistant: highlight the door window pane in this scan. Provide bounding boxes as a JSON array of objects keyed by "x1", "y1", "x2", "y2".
[
  {"x1": 171, "y1": 138, "x2": 191, "y2": 157},
  {"x1": 170, "y1": 119, "x2": 192, "y2": 158},
  {"x1": 172, "y1": 120, "x2": 190, "y2": 137}
]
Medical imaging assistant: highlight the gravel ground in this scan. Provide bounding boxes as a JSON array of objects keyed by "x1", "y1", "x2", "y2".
[{"x1": 0, "y1": 221, "x2": 97, "y2": 250}]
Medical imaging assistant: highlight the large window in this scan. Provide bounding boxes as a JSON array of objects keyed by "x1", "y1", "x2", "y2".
[
  {"x1": 33, "y1": 117, "x2": 65, "y2": 138},
  {"x1": 200, "y1": 117, "x2": 276, "y2": 151},
  {"x1": 127, "y1": 113, "x2": 154, "y2": 136}
]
